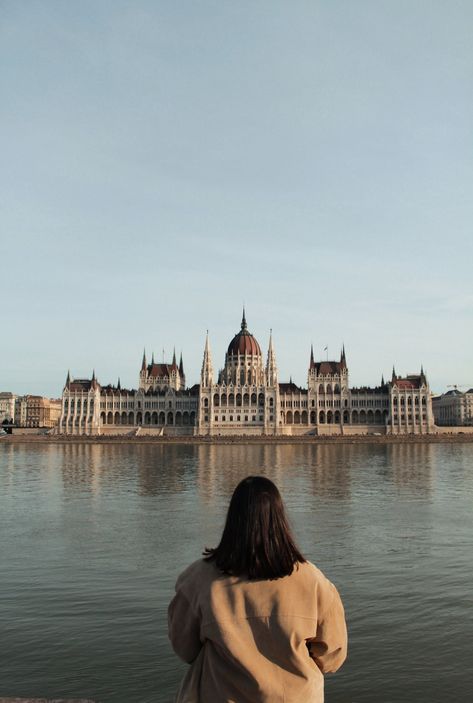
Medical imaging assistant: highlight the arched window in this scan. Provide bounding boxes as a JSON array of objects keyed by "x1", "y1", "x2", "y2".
[
  {"x1": 319, "y1": 384, "x2": 324, "y2": 394},
  {"x1": 286, "y1": 411, "x2": 293, "y2": 424},
  {"x1": 167, "y1": 411, "x2": 174, "y2": 425},
  {"x1": 128, "y1": 411, "x2": 134, "y2": 425},
  {"x1": 221, "y1": 394, "x2": 227, "y2": 406},
  {"x1": 334, "y1": 411, "x2": 340, "y2": 423},
  {"x1": 367, "y1": 410, "x2": 374, "y2": 424},
  {"x1": 151, "y1": 411, "x2": 158, "y2": 425},
  {"x1": 310, "y1": 411, "x2": 316, "y2": 424},
  {"x1": 359, "y1": 410, "x2": 366, "y2": 423},
  {"x1": 327, "y1": 384, "x2": 332, "y2": 394},
  {"x1": 229, "y1": 394, "x2": 235, "y2": 405},
  {"x1": 294, "y1": 411, "x2": 300, "y2": 424},
  {"x1": 159, "y1": 411, "x2": 165, "y2": 425},
  {"x1": 334, "y1": 384, "x2": 340, "y2": 394},
  {"x1": 343, "y1": 410, "x2": 349, "y2": 424},
  {"x1": 213, "y1": 394, "x2": 219, "y2": 406},
  {"x1": 175, "y1": 412, "x2": 182, "y2": 426},
  {"x1": 243, "y1": 394, "x2": 250, "y2": 405},
  {"x1": 269, "y1": 397, "x2": 274, "y2": 407},
  {"x1": 258, "y1": 393, "x2": 265, "y2": 406},
  {"x1": 144, "y1": 412, "x2": 151, "y2": 425},
  {"x1": 236, "y1": 393, "x2": 242, "y2": 406},
  {"x1": 352, "y1": 410, "x2": 358, "y2": 424},
  {"x1": 327, "y1": 411, "x2": 333, "y2": 424},
  {"x1": 204, "y1": 398, "x2": 209, "y2": 408},
  {"x1": 251, "y1": 393, "x2": 257, "y2": 405},
  {"x1": 319, "y1": 411, "x2": 325, "y2": 423}
]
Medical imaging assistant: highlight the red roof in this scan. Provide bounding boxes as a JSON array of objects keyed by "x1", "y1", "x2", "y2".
[
  {"x1": 314, "y1": 361, "x2": 344, "y2": 375},
  {"x1": 392, "y1": 375, "x2": 422, "y2": 390},
  {"x1": 227, "y1": 331, "x2": 262, "y2": 356},
  {"x1": 147, "y1": 363, "x2": 179, "y2": 377}
]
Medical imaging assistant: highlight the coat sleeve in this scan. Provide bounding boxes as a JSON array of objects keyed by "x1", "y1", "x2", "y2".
[
  {"x1": 307, "y1": 581, "x2": 348, "y2": 674},
  {"x1": 168, "y1": 587, "x2": 203, "y2": 664}
]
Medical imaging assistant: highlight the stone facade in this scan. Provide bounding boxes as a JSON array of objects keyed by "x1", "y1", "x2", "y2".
[
  {"x1": 0, "y1": 392, "x2": 16, "y2": 424},
  {"x1": 58, "y1": 311, "x2": 435, "y2": 436},
  {"x1": 432, "y1": 389, "x2": 473, "y2": 426},
  {"x1": 14, "y1": 395, "x2": 62, "y2": 428},
  {"x1": 59, "y1": 363, "x2": 198, "y2": 436}
]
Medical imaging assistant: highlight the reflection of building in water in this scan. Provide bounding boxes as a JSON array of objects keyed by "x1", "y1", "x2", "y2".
[
  {"x1": 136, "y1": 444, "x2": 199, "y2": 496},
  {"x1": 58, "y1": 310, "x2": 435, "y2": 436},
  {"x1": 386, "y1": 443, "x2": 434, "y2": 494},
  {"x1": 60, "y1": 443, "x2": 104, "y2": 496},
  {"x1": 195, "y1": 443, "x2": 352, "y2": 502}
]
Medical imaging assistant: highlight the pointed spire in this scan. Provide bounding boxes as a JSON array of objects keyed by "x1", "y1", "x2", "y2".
[
  {"x1": 179, "y1": 352, "x2": 184, "y2": 375},
  {"x1": 172, "y1": 347, "x2": 176, "y2": 366},
  {"x1": 201, "y1": 331, "x2": 214, "y2": 387},
  {"x1": 117, "y1": 377, "x2": 121, "y2": 390},
  {"x1": 310, "y1": 344, "x2": 315, "y2": 369},
  {"x1": 92, "y1": 369, "x2": 96, "y2": 381},
  {"x1": 392, "y1": 365, "x2": 396, "y2": 382},
  {"x1": 141, "y1": 348, "x2": 147, "y2": 371},
  {"x1": 381, "y1": 374, "x2": 385, "y2": 386},
  {"x1": 340, "y1": 344, "x2": 346, "y2": 366},
  {"x1": 266, "y1": 329, "x2": 278, "y2": 386},
  {"x1": 241, "y1": 307, "x2": 247, "y2": 332},
  {"x1": 65, "y1": 370, "x2": 71, "y2": 389},
  {"x1": 151, "y1": 351, "x2": 155, "y2": 365}
]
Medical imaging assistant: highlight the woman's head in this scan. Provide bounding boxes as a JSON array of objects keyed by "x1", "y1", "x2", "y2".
[{"x1": 204, "y1": 476, "x2": 306, "y2": 579}]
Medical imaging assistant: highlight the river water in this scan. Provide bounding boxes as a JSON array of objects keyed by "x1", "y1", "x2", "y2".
[{"x1": 0, "y1": 441, "x2": 472, "y2": 702}]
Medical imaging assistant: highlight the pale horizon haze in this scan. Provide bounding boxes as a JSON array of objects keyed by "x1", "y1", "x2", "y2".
[{"x1": 1, "y1": 1, "x2": 472, "y2": 397}]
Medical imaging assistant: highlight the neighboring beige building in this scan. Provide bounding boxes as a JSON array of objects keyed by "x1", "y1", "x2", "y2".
[
  {"x1": 432, "y1": 389, "x2": 473, "y2": 426},
  {"x1": 0, "y1": 392, "x2": 17, "y2": 424},
  {"x1": 14, "y1": 395, "x2": 62, "y2": 428},
  {"x1": 59, "y1": 310, "x2": 435, "y2": 436}
]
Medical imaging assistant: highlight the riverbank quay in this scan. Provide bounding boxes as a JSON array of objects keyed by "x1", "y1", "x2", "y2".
[{"x1": 2, "y1": 431, "x2": 473, "y2": 445}]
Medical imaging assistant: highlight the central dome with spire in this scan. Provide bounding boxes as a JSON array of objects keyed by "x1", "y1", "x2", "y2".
[{"x1": 227, "y1": 310, "x2": 262, "y2": 357}]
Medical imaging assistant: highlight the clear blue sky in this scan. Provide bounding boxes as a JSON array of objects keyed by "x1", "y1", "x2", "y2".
[{"x1": 1, "y1": 1, "x2": 472, "y2": 397}]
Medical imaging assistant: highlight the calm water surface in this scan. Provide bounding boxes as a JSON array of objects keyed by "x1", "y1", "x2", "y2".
[{"x1": 0, "y1": 442, "x2": 472, "y2": 702}]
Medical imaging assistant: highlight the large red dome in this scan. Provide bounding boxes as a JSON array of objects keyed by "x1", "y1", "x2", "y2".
[{"x1": 227, "y1": 312, "x2": 262, "y2": 357}]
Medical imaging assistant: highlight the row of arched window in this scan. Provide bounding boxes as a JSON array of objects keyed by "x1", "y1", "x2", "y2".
[
  {"x1": 281, "y1": 409, "x2": 389, "y2": 425},
  {"x1": 205, "y1": 393, "x2": 267, "y2": 407},
  {"x1": 99, "y1": 411, "x2": 196, "y2": 426},
  {"x1": 393, "y1": 396, "x2": 426, "y2": 406}
]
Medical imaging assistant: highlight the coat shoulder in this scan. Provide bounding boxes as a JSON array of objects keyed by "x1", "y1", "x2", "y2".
[{"x1": 175, "y1": 558, "x2": 219, "y2": 593}]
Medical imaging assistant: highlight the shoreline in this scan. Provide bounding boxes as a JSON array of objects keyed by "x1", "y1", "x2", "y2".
[{"x1": 2, "y1": 433, "x2": 473, "y2": 446}]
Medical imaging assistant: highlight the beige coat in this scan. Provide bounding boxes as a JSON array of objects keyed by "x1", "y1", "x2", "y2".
[{"x1": 168, "y1": 559, "x2": 347, "y2": 703}]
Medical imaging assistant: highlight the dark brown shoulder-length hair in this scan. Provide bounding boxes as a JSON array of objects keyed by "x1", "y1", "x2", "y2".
[{"x1": 203, "y1": 475, "x2": 306, "y2": 580}]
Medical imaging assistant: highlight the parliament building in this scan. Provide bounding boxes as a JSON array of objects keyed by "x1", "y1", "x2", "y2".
[{"x1": 59, "y1": 311, "x2": 434, "y2": 436}]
